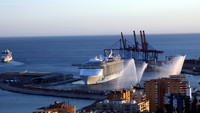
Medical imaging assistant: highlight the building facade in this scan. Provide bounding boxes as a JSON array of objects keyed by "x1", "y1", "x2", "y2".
[
  {"x1": 92, "y1": 88, "x2": 149, "y2": 113},
  {"x1": 94, "y1": 100, "x2": 149, "y2": 113},
  {"x1": 33, "y1": 101, "x2": 76, "y2": 113},
  {"x1": 107, "y1": 89, "x2": 131, "y2": 103},
  {"x1": 144, "y1": 77, "x2": 191, "y2": 112}
]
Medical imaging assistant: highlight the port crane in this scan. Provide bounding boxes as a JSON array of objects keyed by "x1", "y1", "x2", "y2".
[{"x1": 104, "y1": 31, "x2": 164, "y2": 62}]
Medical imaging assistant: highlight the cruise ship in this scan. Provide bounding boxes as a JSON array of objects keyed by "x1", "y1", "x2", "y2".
[
  {"x1": 1, "y1": 49, "x2": 12, "y2": 62},
  {"x1": 79, "y1": 51, "x2": 124, "y2": 85}
]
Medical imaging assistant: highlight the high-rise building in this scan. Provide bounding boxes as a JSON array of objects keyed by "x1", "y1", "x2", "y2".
[{"x1": 144, "y1": 77, "x2": 191, "y2": 112}]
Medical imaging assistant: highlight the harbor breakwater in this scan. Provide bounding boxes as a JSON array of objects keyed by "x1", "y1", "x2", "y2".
[{"x1": 0, "y1": 83, "x2": 106, "y2": 100}]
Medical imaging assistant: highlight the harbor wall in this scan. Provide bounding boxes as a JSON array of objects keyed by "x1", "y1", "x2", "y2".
[{"x1": 0, "y1": 83, "x2": 105, "y2": 100}]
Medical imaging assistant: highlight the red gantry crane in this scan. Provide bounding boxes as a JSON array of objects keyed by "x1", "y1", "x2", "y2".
[{"x1": 104, "y1": 30, "x2": 164, "y2": 62}]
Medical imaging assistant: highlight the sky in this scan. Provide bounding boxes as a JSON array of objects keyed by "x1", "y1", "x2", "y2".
[{"x1": 0, "y1": 0, "x2": 200, "y2": 37}]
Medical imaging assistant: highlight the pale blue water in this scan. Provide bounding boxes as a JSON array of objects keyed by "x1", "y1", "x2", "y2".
[
  {"x1": 0, "y1": 34, "x2": 200, "y2": 113},
  {"x1": 0, "y1": 89, "x2": 95, "y2": 113}
]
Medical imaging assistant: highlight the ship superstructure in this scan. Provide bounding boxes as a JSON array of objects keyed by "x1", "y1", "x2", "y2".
[
  {"x1": 1, "y1": 49, "x2": 12, "y2": 62},
  {"x1": 79, "y1": 51, "x2": 124, "y2": 85}
]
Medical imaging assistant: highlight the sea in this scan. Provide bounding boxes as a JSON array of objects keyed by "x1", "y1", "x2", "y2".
[{"x1": 0, "y1": 33, "x2": 200, "y2": 113}]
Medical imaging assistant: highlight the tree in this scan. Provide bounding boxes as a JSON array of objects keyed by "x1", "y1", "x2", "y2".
[
  {"x1": 184, "y1": 96, "x2": 191, "y2": 113},
  {"x1": 155, "y1": 108, "x2": 164, "y2": 113},
  {"x1": 191, "y1": 95, "x2": 198, "y2": 113},
  {"x1": 165, "y1": 104, "x2": 173, "y2": 113}
]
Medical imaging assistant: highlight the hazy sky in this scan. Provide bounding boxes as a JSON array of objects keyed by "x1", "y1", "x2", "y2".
[{"x1": 0, "y1": 0, "x2": 200, "y2": 37}]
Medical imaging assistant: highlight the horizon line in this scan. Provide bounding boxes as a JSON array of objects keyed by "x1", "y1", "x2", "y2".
[{"x1": 1, "y1": 32, "x2": 200, "y2": 38}]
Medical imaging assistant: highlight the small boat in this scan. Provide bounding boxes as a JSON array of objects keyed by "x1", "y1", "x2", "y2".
[{"x1": 1, "y1": 49, "x2": 12, "y2": 62}]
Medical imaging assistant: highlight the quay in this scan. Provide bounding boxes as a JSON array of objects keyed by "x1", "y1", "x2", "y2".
[
  {"x1": 0, "y1": 71, "x2": 81, "y2": 85},
  {"x1": 182, "y1": 59, "x2": 200, "y2": 75}
]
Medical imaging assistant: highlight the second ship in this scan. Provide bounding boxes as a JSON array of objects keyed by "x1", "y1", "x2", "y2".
[
  {"x1": 79, "y1": 51, "x2": 124, "y2": 85},
  {"x1": 1, "y1": 49, "x2": 12, "y2": 62}
]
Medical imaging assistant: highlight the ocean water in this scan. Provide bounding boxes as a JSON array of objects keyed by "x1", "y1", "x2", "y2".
[
  {"x1": 0, "y1": 89, "x2": 95, "y2": 113},
  {"x1": 0, "y1": 34, "x2": 200, "y2": 74},
  {"x1": 0, "y1": 34, "x2": 200, "y2": 113}
]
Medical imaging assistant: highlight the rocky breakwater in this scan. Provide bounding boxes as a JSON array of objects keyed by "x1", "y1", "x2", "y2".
[{"x1": 0, "y1": 83, "x2": 106, "y2": 100}]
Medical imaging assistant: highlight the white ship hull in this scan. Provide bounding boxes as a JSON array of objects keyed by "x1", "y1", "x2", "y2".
[
  {"x1": 80, "y1": 70, "x2": 124, "y2": 85},
  {"x1": 80, "y1": 75, "x2": 103, "y2": 85},
  {"x1": 1, "y1": 57, "x2": 12, "y2": 62},
  {"x1": 80, "y1": 69, "x2": 103, "y2": 85},
  {"x1": 1, "y1": 49, "x2": 12, "y2": 62},
  {"x1": 99, "y1": 70, "x2": 124, "y2": 84}
]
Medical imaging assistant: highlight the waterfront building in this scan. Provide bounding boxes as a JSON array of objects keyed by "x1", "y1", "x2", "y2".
[
  {"x1": 131, "y1": 89, "x2": 146, "y2": 103},
  {"x1": 144, "y1": 77, "x2": 191, "y2": 112},
  {"x1": 32, "y1": 101, "x2": 76, "y2": 113},
  {"x1": 94, "y1": 99, "x2": 149, "y2": 113},
  {"x1": 107, "y1": 89, "x2": 131, "y2": 103},
  {"x1": 87, "y1": 89, "x2": 150, "y2": 113}
]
